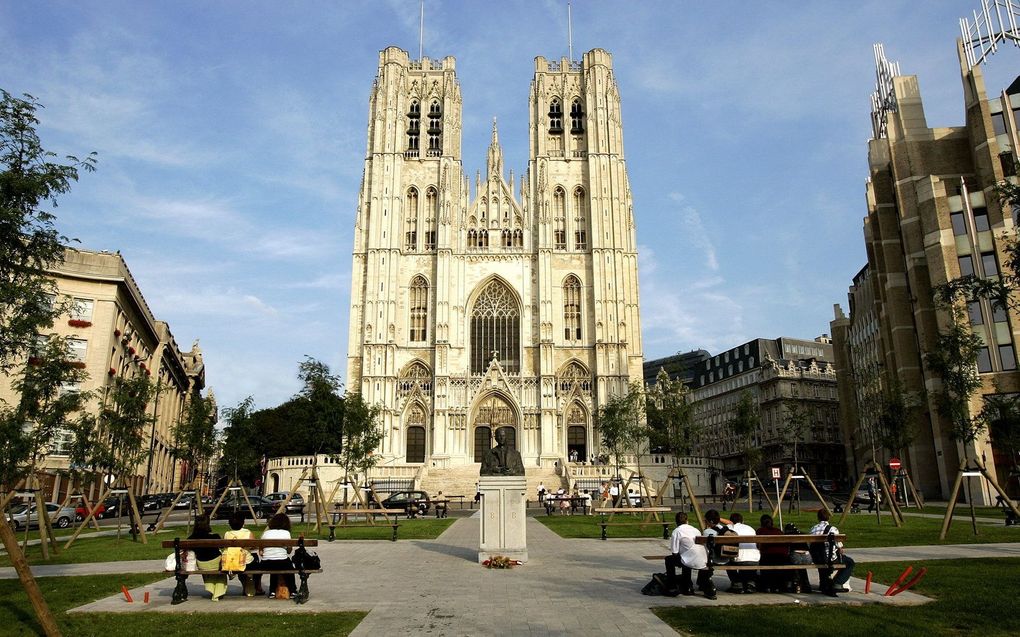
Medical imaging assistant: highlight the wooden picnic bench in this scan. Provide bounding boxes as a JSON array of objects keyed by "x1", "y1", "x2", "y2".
[
  {"x1": 594, "y1": 506, "x2": 672, "y2": 540},
  {"x1": 162, "y1": 537, "x2": 321, "y2": 605},
  {"x1": 328, "y1": 508, "x2": 404, "y2": 541}
]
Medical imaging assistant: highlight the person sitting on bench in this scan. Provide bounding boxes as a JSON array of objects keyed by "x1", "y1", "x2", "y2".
[
  {"x1": 727, "y1": 512, "x2": 760, "y2": 594},
  {"x1": 188, "y1": 514, "x2": 227, "y2": 601},
  {"x1": 261, "y1": 513, "x2": 296, "y2": 599},
  {"x1": 755, "y1": 514, "x2": 789, "y2": 593},
  {"x1": 224, "y1": 511, "x2": 263, "y2": 597},
  {"x1": 810, "y1": 509, "x2": 855, "y2": 596},
  {"x1": 663, "y1": 511, "x2": 700, "y2": 595}
]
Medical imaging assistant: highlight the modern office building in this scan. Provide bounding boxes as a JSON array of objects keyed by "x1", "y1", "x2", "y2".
[
  {"x1": 345, "y1": 46, "x2": 644, "y2": 495},
  {"x1": 832, "y1": 36, "x2": 1020, "y2": 501},
  {"x1": 643, "y1": 350, "x2": 711, "y2": 387},
  {"x1": 0, "y1": 247, "x2": 210, "y2": 501}
]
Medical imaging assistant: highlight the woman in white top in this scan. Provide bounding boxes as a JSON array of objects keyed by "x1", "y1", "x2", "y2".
[{"x1": 261, "y1": 513, "x2": 295, "y2": 598}]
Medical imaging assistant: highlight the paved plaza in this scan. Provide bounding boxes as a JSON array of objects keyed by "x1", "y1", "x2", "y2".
[{"x1": 46, "y1": 514, "x2": 950, "y2": 635}]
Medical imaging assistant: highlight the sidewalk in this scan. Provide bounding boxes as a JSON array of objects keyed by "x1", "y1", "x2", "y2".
[{"x1": 65, "y1": 516, "x2": 941, "y2": 636}]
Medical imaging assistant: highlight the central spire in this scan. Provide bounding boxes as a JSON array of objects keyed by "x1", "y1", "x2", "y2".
[{"x1": 487, "y1": 117, "x2": 503, "y2": 179}]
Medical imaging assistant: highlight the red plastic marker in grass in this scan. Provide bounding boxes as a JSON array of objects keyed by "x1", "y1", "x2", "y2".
[
  {"x1": 884, "y1": 566, "x2": 913, "y2": 596},
  {"x1": 889, "y1": 567, "x2": 927, "y2": 596},
  {"x1": 121, "y1": 586, "x2": 133, "y2": 603},
  {"x1": 864, "y1": 571, "x2": 873, "y2": 594},
  {"x1": 144, "y1": 591, "x2": 150, "y2": 604}
]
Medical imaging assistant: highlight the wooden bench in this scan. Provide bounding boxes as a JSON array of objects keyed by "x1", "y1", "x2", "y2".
[
  {"x1": 594, "y1": 506, "x2": 672, "y2": 540},
  {"x1": 162, "y1": 537, "x2": 321, "y2": 605},
  {"x1": 644, "y1": 533, "x2": 848, "y2": 594},
  {"x1": 328, "y1": 508, "x2": 403, "y2": 541}
]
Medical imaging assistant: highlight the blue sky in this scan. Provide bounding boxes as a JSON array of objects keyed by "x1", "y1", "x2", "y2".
[{"x1": 3, "y1": 1, "x2": 1018, "y2": 413}]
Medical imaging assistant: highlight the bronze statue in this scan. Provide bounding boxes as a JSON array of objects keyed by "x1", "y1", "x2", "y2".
[{"x1": 480, "y1": 428, "x2": 525, "y2": 476}]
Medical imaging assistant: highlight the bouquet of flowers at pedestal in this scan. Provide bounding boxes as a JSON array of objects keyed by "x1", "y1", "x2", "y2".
[{"x1": 482, "y1": 555, "x2": 521, "y2": 569}]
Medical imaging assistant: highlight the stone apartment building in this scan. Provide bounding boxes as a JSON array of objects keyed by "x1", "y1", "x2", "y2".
[
  {"x1": 0, "y1": 247, "x2": 209, "y2": 502},
  {"x1": 831, "y1": 40, "x2": 1020, "y2": 502},
  {"x1": 687, "y1": 337, "x2": 844, "y2": 482},
  {"x1": 344, "y1": 46, "x2": 643, "y2": 496}
]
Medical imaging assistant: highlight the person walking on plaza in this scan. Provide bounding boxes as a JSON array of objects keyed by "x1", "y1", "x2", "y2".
[
  {"x1": 810, "y1": 509, "x2": 855, "y2": 596},
  {"x1": 537, "y1": 481, "x2": 546, "y2": 507}
]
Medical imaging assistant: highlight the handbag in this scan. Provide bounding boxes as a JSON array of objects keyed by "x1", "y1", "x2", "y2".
[
  {"x1": 166, "y1": 551, "x2": 198, "y2": 572},
  {"x1": 292, "y1": 545, "x2": 321, "y2": 570},
  {"x1": 275, "y1": 581, "x2": 290, "y2": 600}
]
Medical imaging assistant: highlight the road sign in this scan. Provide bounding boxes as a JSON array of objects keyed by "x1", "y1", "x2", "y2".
[
  {"x1": 889, "y1": 457, "x2": 902, "y2": 471},
  {"x1": 771, "y1": 467, "x2": 781, "y2": 479}
]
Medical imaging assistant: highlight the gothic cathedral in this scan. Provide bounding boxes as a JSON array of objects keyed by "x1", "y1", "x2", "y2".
[{"x1": 346, "y1": 46, "x2": 642, "y2": 477}]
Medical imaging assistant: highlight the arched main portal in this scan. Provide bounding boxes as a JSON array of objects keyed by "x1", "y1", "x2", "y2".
[
  {"x1": 566, "y1": 403, "x2": 588, "y2": 462},
  {"x1": 472, "y1": 394, "x2": 518, "y2": 462}
]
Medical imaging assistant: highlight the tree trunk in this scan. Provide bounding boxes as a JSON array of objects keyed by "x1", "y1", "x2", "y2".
[{"x1": 0, "y1": 520, "x2": 61, "y2": 636}]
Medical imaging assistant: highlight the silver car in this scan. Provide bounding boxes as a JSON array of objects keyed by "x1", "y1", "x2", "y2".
[{"x1": 7, "y1": 502, "x2": 78, "y2": 530}]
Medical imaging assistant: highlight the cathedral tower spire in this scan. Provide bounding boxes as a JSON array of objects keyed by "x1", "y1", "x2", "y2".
[{"x1": 487, "y1": 117, "x2": 504, "y2": 180}]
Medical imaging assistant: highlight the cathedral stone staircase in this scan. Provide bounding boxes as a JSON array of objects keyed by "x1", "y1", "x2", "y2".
[{"x1": 417, "y1": 463, "x2": 566, "y2": 505}]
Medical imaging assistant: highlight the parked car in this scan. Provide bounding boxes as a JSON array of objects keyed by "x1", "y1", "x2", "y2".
[
  {"x1": 381, "y1": 490, "x2": 431, "y2": 515},
  {"x1": 7, "y1": 502, "x2": 77, "y2": 530},
  {"x1": 265, "y1": 492, "x2": 305, "y2": 514},
  {"x1": 212, "y1": 495, "x2": 276, "y2": 520},
  {"x1": 75, "y1": 501, "x2": 105, "y2": 520}
]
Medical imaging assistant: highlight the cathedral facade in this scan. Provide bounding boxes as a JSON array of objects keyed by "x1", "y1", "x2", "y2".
[{"x1": 346, "y1": 46, "x2": 643, "y2": 473}]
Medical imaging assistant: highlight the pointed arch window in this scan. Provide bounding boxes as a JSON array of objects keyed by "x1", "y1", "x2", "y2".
[
  {"x1": 427, "y1": 101, "x2": 442, "y2": 156},
  {"x1": 573, "y1": 187, "x2": 587, "y2": 250},
  {"x1": 405, "y1": 188, "x2": 419, "y2": 252},
  {"x1": 406, "y1": 100, "x2": 421, "y2": 157},
  {"x1": 563, "y1": 275, "x2": 582, "y2": 341},
  {"x1": 424, "y1": 187, "x2": 438, "y2": 251},
  {"x1": 409, "y1": 275, "x2": 428, "y2": 342},
  {"x1": 398, "y1": 361, "x2": 432, "y2": 396},
  {"x1": 570, "y1": 99, "x2": 585, "y2": 134},
  {"x1": 549, "y1": 98, "x2": 564, "y2": 133},
  {"x1": 553, "y1": 187, "x2": 567, "y2": 250},
  {"x1": 471, "y1": 280, "x2": 520, "y2": 374}
]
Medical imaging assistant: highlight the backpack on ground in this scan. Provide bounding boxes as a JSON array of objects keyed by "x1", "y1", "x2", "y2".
[{"x1": 641, "y1": 573, "x2": 679, "y2": 597}]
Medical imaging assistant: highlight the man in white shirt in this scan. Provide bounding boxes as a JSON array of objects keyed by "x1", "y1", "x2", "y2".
[
  {"x1": 663, "y1": 512, "x2": 700, "y2": 595},
  {"x1": 727, "y1": 512, "x2": 760, "y2": 593}
]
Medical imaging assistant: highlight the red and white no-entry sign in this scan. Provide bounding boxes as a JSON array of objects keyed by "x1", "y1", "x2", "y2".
[{"x1": 889, "y1": 457, "x2": 902, "y2": 471}]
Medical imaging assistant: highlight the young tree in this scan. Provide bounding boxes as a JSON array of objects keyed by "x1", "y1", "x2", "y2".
[
  {"x1": 981, "y1": 392, "x2": 1020, "y2": 490},
  {"x1": 171, "y1": 393, "x2": 216, "y2": 489},
  {"x1": 646, "y1": 368, "x2": 697, "y2": 460},
  {"x1": 731, "y1": 390, "x2": 762, "y2": 474},
  {"x1": 75, "y1": 375, "x2": 157, "y2": 484},
  {"x1": 595, "y1": 382, "x2": 645, "y2": 484},
  {"x1": 924, "y1": 309, "x2": 986, "y2": 448},
  {"x1": 1, "y1": 90, "x2": 95, "y2": 374},
  {"x1": 875, "y1": 379, "x2": 919, "y2": 458},
  {"x1": 329, "y1": 392, "x2": 383, "y2": 504}
]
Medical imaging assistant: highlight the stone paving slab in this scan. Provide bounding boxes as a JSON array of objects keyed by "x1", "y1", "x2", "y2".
[{"x1": 66, "y1": 516, "x2": 938, "y2": 635}]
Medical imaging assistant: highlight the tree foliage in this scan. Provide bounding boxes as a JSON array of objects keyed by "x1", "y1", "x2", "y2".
[
  {"x1": 731, "y1": 390, "x2": 762, "y2": 472},
  {"x1": 74, "y1": 375, "x2": 157, "y2": 481},
  {"x1": 1, "y1": 90, "x2": 95, "y2": 374},
  {"x1": 925, "y1": 308, "x2": 986, "y2": 443},
  {"x1": 646, "y1": 369, "x2": 697, "y2": 459},
  {"x1": 595, "y1": 382, "x2": 646, "y2": 476},
  {"x1": 217, "y1": 358, "x2": 382, "y2": 487},
  {"x1": 981, "y1": 392, "x2": 1020, "y2": 481},
  {"x1": 780, "y1": 400, "x2": 811, "y2": 468},
  {"x1": 172, "y1": 393, "x2": 217, "y2": 480},
  {"x1": 875, "y1": 379, "x2": 919, "y2": 456},
  {"x1": 328, "y1": 392, "x2": 383, "y2": 483}
]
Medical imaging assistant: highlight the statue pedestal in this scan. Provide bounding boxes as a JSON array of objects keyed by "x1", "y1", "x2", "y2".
[{"x1": 478, "y1": 475, "x2": 528, "y2": 563}]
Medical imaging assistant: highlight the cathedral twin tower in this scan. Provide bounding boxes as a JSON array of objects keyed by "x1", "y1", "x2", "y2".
[{"x1": 346, "y1": 46, "x2": 643, "y2": 474}]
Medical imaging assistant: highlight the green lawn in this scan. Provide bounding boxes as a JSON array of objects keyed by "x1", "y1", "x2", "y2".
[
  {"x1": 537, "y1": 510, "x2": 1020, "y2": 547},
  {"x1": 0, "y1": 573, "x2": 366, "y2": 636},
  {"x1": 2, "y1": 518, "x2": 456, "y2": 567},
  {"x1": 653, "y1": 557, "x2": 1020, "y2": 636}
]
